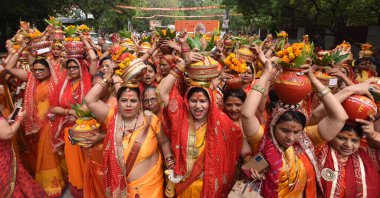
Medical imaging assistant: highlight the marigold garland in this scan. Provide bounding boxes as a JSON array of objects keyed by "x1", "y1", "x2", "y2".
[
  {"x1": 224, "y1": 53, "x2": 248, "y2": 73},
  {"x1": 78, "y1": 24, "x2": 90, "y2": 32},
  {"x1": 76, "y1": 118, "x2": 98, "y2": 125},
  {"x1": 112, "y1": 47, "x2": 127, "y2": 61},
  {"x1": 276, "y1": 42, "x2": 312, "y2": 67},
  {"x1": 27, "y1": 29, "x2": 42, "y2": 39},
  {"x1": 115, "y1": 53, "x2": 137, "y2": 76}
]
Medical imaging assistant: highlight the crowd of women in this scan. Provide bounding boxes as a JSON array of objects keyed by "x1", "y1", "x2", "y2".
[{"x1": 0, "y1": 19, "x2": 380, "y2": 198}]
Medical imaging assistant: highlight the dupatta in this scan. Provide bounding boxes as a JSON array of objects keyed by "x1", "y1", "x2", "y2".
[
  {"x1": 24, "y1": 59, "x2": 58, "y2": 135},
  {"x1": 165, "y1": 86, "x2": 242, "y2": 197},
  {"x1": 258, "y1": 105, "x2": 323, "y2": 198},
  {"x1": 317, "y1": 144, "x2": 380, "y2": 197},
  {"x1": 49, "y1": 58, "x2": 92, "y2": 150}
]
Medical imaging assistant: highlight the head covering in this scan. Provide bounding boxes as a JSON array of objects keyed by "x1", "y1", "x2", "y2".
[
  {"x1": 24, "y1": 59, "x2": 58, "y2": 135},
  {"x1": 49, "y1": 58, "x2": 92, "y2": 149},
  {"x1": 258, "y1": 104, "x2": 322, "y2": 197},
  {"x1": 165, "y1": 86, "x2": 242, "y2": 197}
]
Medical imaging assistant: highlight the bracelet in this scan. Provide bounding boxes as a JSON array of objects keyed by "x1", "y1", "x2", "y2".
[
  {"x1": 14, "y1": 115, "x2": 24, "y2": 123},
  {"x1": 174, "y1": 64, "x2": 185, "y2": 73},
  {"x1": 251, "y1": 85, "x2": 265, "y2": 94},
  {"x1": 169, "y1": 70, "x2": 180, "y2": 79},
  {"x1": 64, "y1": 109, "x2": 69, "y2": 115},
  {"x1": 164, "y1": 154, "x2": 174, "y2": 161},
  {"x1": 97, "y1": 79, "x2": 108, "y2": 88},
  {"x1": 165, "y1": 159, "x2": 175, "y2": 168},
  {"x1": 317, "y1": 87, "x2": 331, "y2": 98}
]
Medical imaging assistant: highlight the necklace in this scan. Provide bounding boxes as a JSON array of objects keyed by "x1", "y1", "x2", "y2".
[
  {"x1": 281, "y1": 149, "x2": 299, "y2": 187},
  {"x1": 121, "y1": 114, "x2": 139, "y2": 137},
  {"x1": 192, "y1": 123, "x2": 207, "y2": 158}
]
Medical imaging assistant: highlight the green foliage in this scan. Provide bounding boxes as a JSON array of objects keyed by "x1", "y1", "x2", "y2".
[
  {"x1": 156, "y1": 28, "x2": 176, "y2": 39},
  {"x1": 293, "y1": 43, "x2": 314, "y2": 68},
  {"x1": 64, "y1": 25, "x2": 77, "y2": 37},
  {"x1": 71, "y1": 102, "x2": 94, "y2": 118},
  {"x1": 119, "y1": 27, "x2": 132, "y2": 38},
  {"x1": 187, "y1": 35, "x2": 203, "y2": 50},
  {"x1": 141, "y1": 35, "x2": 152, "y2": 43},
  {"x1": 204, "y1": 34, "x2": 215, "y2": 51},
  {"x1": 312, "y1": 51, "x2": 350, "y2": 66}
]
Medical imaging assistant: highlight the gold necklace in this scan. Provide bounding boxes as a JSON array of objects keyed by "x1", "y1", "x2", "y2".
[{"x1": 282, "y1": 150, "x2": 298, "y2": 187}]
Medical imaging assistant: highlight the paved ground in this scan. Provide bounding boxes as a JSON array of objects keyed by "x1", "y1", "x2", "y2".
[{"x1": 62, "y1": 187, "x2": 73, "y2": 198}]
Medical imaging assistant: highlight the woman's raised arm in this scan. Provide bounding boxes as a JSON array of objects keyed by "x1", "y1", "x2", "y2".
[
  {"x1": 5, "y1": 40, "x2": 28, "y2": 81},
  {"x1": 84, "y1": 74, "x2": 112, "y2": 122}
]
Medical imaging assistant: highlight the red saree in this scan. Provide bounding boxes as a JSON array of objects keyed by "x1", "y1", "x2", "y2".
[
  {"x1": 317, "y1": 144, "x2": 380, "y2": 197},
  {"x1": 258, "y1": 106, "x2": 322, "y2": 198},
  {"x1": 0, "y1": 112, "x2": 45, "y2": 197},
  {"x1": 50, "y1": 58, "x2": 92, "y2": 197},
  {"x1": 164, "y1": 86, "x2": 242, "y2": 197}
]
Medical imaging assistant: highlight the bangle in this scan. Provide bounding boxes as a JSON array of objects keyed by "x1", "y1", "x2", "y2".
[
  {"x1": 64, "y1": 109, "x2": 69, "y2": 115},
  {"x1": 173, "y1": 67, "x2": 183, "y2": 75},
  {"x1": 97, "y1": 79, "x2": 108, "y2": 89},
  {"x1": 164, "y1": 154, "x2": 174, "y2": 160},
  {"x1": 251, "y1": 85, "x2": 265, "y2": 94},
  {"x1": 170, "y1": 70, "x2": 180, "y2": 79},
  {"x1": 15, "y1": 115, "x2": 24, "y2": 123},
  {"x1": 317, "y1": 87, "x2": 331, "y2": 98},
  {"x1": 165, "y1": 159, "x2": 175, "y2": 168}
]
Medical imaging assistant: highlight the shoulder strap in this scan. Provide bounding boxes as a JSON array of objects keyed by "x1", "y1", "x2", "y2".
[{"x1": 125, "y1": 113, "x2": 153, "y2": 178}]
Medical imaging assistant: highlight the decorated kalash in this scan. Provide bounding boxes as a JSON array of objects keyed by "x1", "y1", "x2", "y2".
[{"x1": 353, "y1": 43, "x2": 377, "y2": 83}]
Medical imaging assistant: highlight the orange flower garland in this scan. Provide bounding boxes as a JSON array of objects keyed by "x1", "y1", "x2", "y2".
[
  {"x1": 276, "y1": 42, "x2": 312, "y2": 68},
  {"x1": 224, "y1": 53, "x2": 248, "y2": 73},
  {"x1": 115, "y1": 53, "x2": 137, "y2": 76},
  {"x1": 76, "y1": 118, "x2": 98, "y2": 125},
  {"x1": 78, "y1": 24, "x2": 90, "y2": 32}
]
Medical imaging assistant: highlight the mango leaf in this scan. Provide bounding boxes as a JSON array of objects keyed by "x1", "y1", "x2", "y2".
[
  {"x1": 119, "y1": 27, "x2": 131, "y2": 39},
  {"x1": 204, "y1": 34, "x2": 215, "y2": 51},
  {"x1": 141, "y1": 35, "x2": 152, "y2": 43},
  {"x1": 155, "y1": 28, "x2": 165, "y2": 38},
  {"x1": 294, "y1": 47, "x2": 307, "y2": 68},
  {"x1": 187, "y1": 35, "x2": 202, "y2": 50}
]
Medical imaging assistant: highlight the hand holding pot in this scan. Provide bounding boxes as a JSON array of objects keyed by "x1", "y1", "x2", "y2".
[{"x1": 185, "y1": 52, "x2": 204, "y2": 65}]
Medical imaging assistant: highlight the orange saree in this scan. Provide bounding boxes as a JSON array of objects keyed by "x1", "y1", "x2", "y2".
[{"x1": 103, "y1": 108, "x2": 164, "y2": 197}]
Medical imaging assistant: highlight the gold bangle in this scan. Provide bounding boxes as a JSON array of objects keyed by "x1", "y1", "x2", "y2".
[
  {"x1": 317, "y1": 87, "x2": 331, "y2": 98},
  {"x1": 251, "y1": 85, "x2": 265, "y2": 94},
  {"x1": 170, "y1": 70, "x2": 180, "y2": 79},
  {"x1": 97, "y1": 79, "x2": 108, "y2": 88}
]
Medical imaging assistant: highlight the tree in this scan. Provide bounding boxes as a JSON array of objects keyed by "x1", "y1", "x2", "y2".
[{"x1": 224, "y1": 0, "x2": 380, "y2": 44}]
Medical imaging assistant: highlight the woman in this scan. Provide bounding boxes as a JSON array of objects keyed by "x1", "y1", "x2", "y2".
[
  {"x1": 5, "y1": 41, "x2": 65, "y2": 197},
  {"x1": 142, "y1": 86, "x2": 160, "y2": 115},
  {"x1": 158, "y1": 58, "x2": 243, "y2": 197},
  {"x1": 242, "y1": 44, "x2": 348, "y2": 197},
  {"x1": 84, "y1": 75, "x2": 173, "y2": 197},
  {"x1": 98, "y1": 56, "x2": 115, "y2": 75},
  {"x1": 50, "y1": 39, "x2": 97, "y2": 196},
  {"x1": 49, "y1": 42, "x2": 65, "y2": 75},
  {"x1": 223, "y1": 88, "x2": 246, "y2": 128},
  {"x1": 140, "y1": 63, "x2": 157, "y2": 89},
  {"x1": 308, "y1": 81, "x2": 380, "y2": 197},
  {"x1": 157, "y1": 54, "x2": 176, "y2": 81},
  {"x1": 0, "y1": 110, "x2": 46, "y2": 197},
  {"x1": 316, "y1": 123, "x2": 380, "y2": 197},
  {"x1": 241, "y1": 63, "x2": 255, "y2": 93}
]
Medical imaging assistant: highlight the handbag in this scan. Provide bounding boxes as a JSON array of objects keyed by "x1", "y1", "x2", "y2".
[{"x1": 228, "y1": 180, "x2": 263, "y2": 198}]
